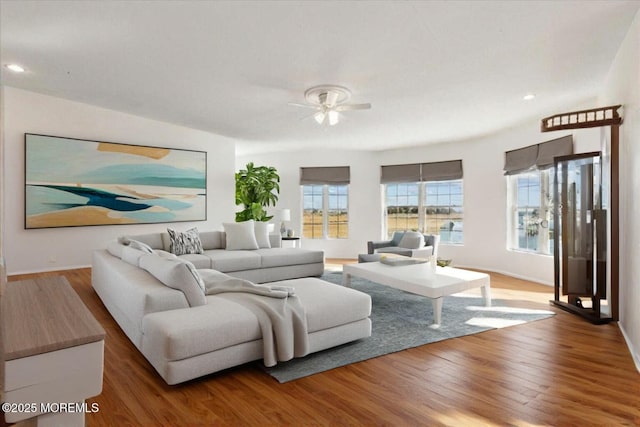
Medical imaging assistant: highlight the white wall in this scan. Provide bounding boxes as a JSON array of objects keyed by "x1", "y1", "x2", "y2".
[
  {"x1": 2, "y1": 87, "x2": 236, "y2": 274},
  {"x1": 240, "y1": 118, "x2": 600, "y2": 285},
  {"x1": 599, "y1": 9, "x2": 640, "y2": 371}
]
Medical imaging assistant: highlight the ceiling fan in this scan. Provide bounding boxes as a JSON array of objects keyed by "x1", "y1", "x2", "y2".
[{"x1": 289, "y1": 85, "x2": 371, "y2": 125}]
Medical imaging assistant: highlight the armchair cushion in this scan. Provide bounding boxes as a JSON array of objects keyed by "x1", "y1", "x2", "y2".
[{"x1": 398, "y1": 231, "x2": 424, "y2": 249}]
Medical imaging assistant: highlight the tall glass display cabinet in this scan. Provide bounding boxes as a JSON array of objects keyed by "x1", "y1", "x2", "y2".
[{"x1": 552, "y1": 152, "x2": 611, "y2": 323}]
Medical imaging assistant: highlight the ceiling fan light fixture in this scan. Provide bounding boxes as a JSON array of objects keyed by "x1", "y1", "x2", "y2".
[
  {"x1": 328, "y1": 110, "x2": 339, "y2": 126},
  {"x1": 314, "y1": 111, "x2": 326, "y2": 124}
]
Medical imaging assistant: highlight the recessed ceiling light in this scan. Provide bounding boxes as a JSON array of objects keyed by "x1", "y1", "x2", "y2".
[
  {"x1": 523, "y1": 93, "x2": 536, "y2": 101},
  {"x1": 5, "y1": 64, "x2": 25, "y2": 73}
]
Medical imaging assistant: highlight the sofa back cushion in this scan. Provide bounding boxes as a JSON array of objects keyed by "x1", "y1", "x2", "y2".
[
  {"x1": 199, "y1": 231, "x2": 225, "y2": 250},
  {"x1": 139, "y1": 255, "x2": 207, "y2": 307},
  {"x1": 391, "y1": 231, "x2": 405, "y2": 246},
  {"x1": 398, "y1": 231, "x2": 424, "y2": 249},
  {"x1": 254, "y1": 222, "x2": 271, "y2": 249},
  {"x1": 223, "y1": 220, "x2": 259, "y2": 250}
]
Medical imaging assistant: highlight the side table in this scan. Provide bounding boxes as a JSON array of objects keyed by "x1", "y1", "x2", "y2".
[
  {"x1": 2, "y1": 276, "x2": 105, "y2": 426},
  {"x1": 281, "y1": 237, "x2": 301, "y2": 248}
]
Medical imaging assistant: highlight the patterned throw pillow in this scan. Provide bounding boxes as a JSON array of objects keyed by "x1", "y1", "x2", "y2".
[{"x1": 167, "y1": 227, "x2": 204, "y2": 255}]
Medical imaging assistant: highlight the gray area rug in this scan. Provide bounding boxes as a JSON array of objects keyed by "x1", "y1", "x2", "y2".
[{"x1": 264, "y1": 271, "x2": 554, "y2": 383}]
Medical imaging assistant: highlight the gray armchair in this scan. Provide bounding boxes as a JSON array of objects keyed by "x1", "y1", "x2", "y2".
[{"x1": 367, "y1": 231, "x2": 440, "y2": 259}]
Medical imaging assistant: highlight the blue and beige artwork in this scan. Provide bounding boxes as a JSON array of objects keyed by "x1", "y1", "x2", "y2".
[{"x1": 25, "y1": 134, "x2": 207, "y2": 228}]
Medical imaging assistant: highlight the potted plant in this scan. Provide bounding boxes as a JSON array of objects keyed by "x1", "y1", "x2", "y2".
[{"x1": 235, "y1": 162, "x2": 280, "y2": 222}]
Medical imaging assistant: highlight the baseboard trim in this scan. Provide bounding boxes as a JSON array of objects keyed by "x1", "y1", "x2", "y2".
[
  {"x1": 619, "y1": 322, "x2": 640, "y2": 374},
  {"x1": 8, "y1": 264, "x2": 91, "y2": 277}
]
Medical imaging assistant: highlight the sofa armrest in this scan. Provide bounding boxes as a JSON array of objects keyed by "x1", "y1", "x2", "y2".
[
  {"x1": 269, "y1": 234, "x2": 282, "y2": 248},
  {"x1": 367, "y1": 240, "x2": 394, "y2": 254},
  {"x1": 410, "y1": 246, "x2": 434, "y2": 258}
]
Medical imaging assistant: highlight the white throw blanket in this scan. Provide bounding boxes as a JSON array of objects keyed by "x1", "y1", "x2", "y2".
[{"x1": 205, "y1": 277, "x2": 309, "y2": 367}]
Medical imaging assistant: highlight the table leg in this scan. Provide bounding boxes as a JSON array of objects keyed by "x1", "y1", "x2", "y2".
[
  {"x1": 481, "y1": 284, "x2": 492, "y2": 307},
  {"x1": 342, "y1": 272, "x2": 352, "y2": 287},
  {"x1": 430, "y1": 297, "x2": 443, "y2": 329}
]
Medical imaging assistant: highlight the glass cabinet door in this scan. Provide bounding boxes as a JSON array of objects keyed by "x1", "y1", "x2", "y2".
[{"x1": 554, "y1": 152, "x2": 606, "y2": 308}]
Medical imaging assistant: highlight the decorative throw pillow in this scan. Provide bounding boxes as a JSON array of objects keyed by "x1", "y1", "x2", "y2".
[
  {"x1": 167, "y1": 227, "x2": 204, "y2": 255},
  {"x1": 398, "y1": 231, "x2": 424, "y2": 249},
  {"x1": 254, "y1": 221, "x2": 272, "y2": 249},
  {"x1": 223, "y1": 220, "x2": 259, "y2": 250},
  {"x1": 139, "y1": 254, "x2": 206, "y2": 307}
]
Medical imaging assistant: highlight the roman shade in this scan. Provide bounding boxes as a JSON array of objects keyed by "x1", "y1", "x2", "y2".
[
  {"x1": 504, "y1": 135, "x2": 573, "y2": 175},
  {"x1": 300, "y1": 166, "x2": 350, "y2": 185},
  {"x1": 421, "y1": 160, "x2": 463, "y2": 181},
  {"x1": 504, "y1": 145, "x2": 539, "y2": 175},
  {"x1": 380, "y1": 163, "x2": 421, "y2": 184},
  {"x1": 381, "y1": 160, "x2": 463, "y2": 183},
  {"x1": 536, "y1": 135, "x2": 573, "y2": 168}
]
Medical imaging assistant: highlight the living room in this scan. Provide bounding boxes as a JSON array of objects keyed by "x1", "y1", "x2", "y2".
[{"x1": 1, "y1": 1, "x2": 640, "y2": 426}]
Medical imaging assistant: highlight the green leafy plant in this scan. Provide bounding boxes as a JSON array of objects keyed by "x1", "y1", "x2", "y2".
[{"x1": 235, "y1": 162, "x2": 280, "y2": 222}]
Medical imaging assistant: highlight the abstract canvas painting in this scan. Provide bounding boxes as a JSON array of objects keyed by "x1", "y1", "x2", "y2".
[{"x1": 25, "y1": 134, "x2": 207, "y2": 229}]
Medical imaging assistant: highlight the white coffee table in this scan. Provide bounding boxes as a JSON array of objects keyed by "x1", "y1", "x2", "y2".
[{"x1": 342, "y1": 262, "x2": 491, "y2": 328}]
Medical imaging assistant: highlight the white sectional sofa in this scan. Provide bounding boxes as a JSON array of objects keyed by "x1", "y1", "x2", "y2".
[{"x1": 91, "y1": 228, "x2": 372, "y2": 385}]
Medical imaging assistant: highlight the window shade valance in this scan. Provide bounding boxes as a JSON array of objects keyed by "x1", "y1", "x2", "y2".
[
  {"x1": 299, "y1": 166, "x2": 350, "y2": 185},
  {"x1": 503, "y1": 135, "x2": 573, "y2": 175},
  {"x1": 421, "y1": 160, "x2": 463, "y2": 181},
  {"x1": 380, "y1": 160, "x2": 463, "y2": 183},
  {"x1": 380, "y1": 163, "x2": 421, "y2": 183}
]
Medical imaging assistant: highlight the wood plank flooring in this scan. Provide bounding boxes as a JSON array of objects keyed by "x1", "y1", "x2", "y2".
[{"x1": 3, "y1": 263, "x2": 640, "y2": 427}]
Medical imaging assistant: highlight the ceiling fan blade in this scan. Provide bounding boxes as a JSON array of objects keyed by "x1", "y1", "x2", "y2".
[
  {"x1": 288, "y1": 102, "x2": 319, "y2": 110},
  {"x1": 335, "y1": 103, "x2": 371, "y2": 111}
]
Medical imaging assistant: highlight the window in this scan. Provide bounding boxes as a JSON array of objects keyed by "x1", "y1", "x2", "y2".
[
  {"x1": 384, "y1": 179, "x2": 463, "y2": 244},
  {"x1": 385, "y1": 183, "x2": 419, "y2": 235},
  {"x1": 300, "y1": 166, "x2": 350, "y2": 239},
  {"x1": 507, "y1": 170, "x2": 554, "y2": 254},
  {"x1": 503, "y1": 136, "x2": 572, "y2": 255},
  {"x1": 424, "y1": 180, "x2": 464, "y2": 243},
  {"x1": 303, "y1": 184, "x2": 348, "y2": 239}
]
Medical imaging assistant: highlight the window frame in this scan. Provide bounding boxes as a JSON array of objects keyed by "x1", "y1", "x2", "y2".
[
  {"x1": 302, "y1": 184, "x2": 349, "y2": 239},
  {"x1": 507, "y1": 169, "x2": 554, "y2": 255},
  {"x1": 383, "y1": 179, "x2": 464, "y2": 244}
]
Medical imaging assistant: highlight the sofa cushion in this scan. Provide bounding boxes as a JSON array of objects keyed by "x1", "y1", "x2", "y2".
[
  {"x1": 177, "y1": 254, "x2": 212, "y2": 269},
  {"x1": 376, "y1": 247, "x2": 413, "y2": 257},
  {"x1": 199, "y1": 231, "x2": 224, "y2": 250},
  {"x1": 256, "y1": 248, "x2": 324, "y2": 268},
  {"x1": 167, "y1": 227, "x2": 204, "y2": 255},
  {"x1": 204, "y1": 249, "x2": 262, "y2": 272},
  {"x1": 142, "y1": 300, "x2": 262, "y2": 361},
  {"x1": 139, "y1": 254, "x2": 207, "y2": 307},
  {"x1": 254, "y1": 222, "x2": 271, "y2": 249},
  {"x1": 391, "y1": 231, "x2": 405, "y2": 246},
  {"x1": 398, "y1": 231, "x2": 424, "y2": 249},
  {"x1": 223, "y1": 220, "x2": 259, "y2": 250},
  {"x1": 269, "y1": 278, "x2": 371, "y2": 333}
]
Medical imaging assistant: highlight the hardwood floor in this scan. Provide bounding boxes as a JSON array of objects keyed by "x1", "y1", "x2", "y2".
[{"x1": 4, "y1": 263, "x2": 640, "y2": 427}]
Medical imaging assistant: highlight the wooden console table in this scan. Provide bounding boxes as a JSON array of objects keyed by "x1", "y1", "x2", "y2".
[{"x1": 2, "y1": 276, "x2": 105, "y2": 426}]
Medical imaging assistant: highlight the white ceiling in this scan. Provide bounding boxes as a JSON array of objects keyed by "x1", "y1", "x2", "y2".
[{"x1": 1, "y1": 1, "x2": 638, "y2": 156}]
